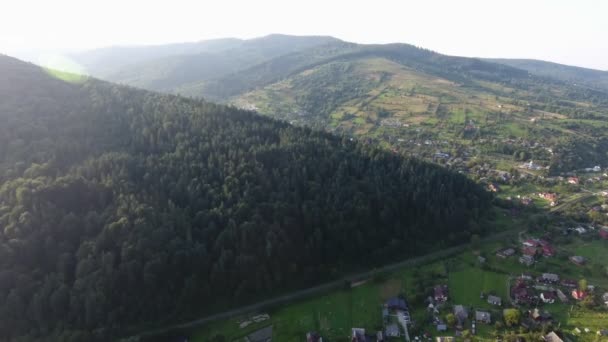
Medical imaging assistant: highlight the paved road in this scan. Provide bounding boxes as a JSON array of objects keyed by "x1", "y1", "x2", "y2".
[{"x1": 126, "y1": 230, "x2": 517, "y2": 341}]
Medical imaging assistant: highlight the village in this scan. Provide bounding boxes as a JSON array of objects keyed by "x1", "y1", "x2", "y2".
[{"x1": 197, "y1": 219, "x2": 608, "y2": 342}]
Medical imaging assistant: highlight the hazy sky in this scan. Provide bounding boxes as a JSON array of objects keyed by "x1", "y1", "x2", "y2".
[{"x1": 2, "y1": 0, "x2": 607, "y2": 70}]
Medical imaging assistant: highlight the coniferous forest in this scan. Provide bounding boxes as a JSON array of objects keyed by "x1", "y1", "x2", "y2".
[{"x1": 0, "y1": 56, "x2": 492, "y2": 341}]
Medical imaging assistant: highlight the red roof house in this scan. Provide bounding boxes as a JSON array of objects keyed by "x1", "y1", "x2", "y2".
[
  {"x1": 572, "y1": 290, "x2": 587, "y2": 301},
  {"x1": 599, "y1": 228, "x2": 608, "y2": 240}
]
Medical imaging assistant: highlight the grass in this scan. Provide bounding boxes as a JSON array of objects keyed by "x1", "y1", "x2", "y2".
[{"x1": 448, "y1": 264, "x2": 509, "y2": 308}]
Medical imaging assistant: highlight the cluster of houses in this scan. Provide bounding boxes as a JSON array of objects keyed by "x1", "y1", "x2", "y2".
[
  {"x1": 512, "y1": 238, "x2": 555, "y2": 266},
  {"x1": 538, "y1": 192, "x2": 558, "y2": 206},
  {"x1": 511, "y1": 272, "x2": 595, "y2": 307}
]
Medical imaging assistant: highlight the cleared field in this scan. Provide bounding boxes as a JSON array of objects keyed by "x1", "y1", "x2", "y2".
[{"x1": 448, "y1": 265, "x2": 509, "y2": 308}]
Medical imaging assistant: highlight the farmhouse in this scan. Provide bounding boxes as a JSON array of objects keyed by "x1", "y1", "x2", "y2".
[
  {"x1": 540, "y1": 291, "x2": 556, "y2": 304},
  {"x1": 496, "y1": 248, "x2": 515, "y2": 258},
  {"x1": 475, "y1": 310, "x2": 491, "y2": 324},
  {"x1": 487, "y1": 295, "x2": 502, "y2": 306},
  {"x1": 434, "y1": 285, "x2": 449, "y2": 302},
  {"x1": 569, "y1": 255, "x2": 586, "y2": 266}
]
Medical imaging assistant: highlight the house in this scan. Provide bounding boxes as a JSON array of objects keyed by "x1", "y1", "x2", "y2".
[
  {"x1": 544, "y1": 331, "x2": 563, "y2": 342},
  {"x1": 307, "y1": 332, "x2": 323, "y2": 342},
  {"x1": 570, "y1": 255, "x2": 586, "y2": 266},
  {"x1": 436, "y1": 337, "x2": 454, "y2": 342},
  {"x1": 454, "y1": 305, "x2": 468, "y2": 324},
  {"x1": 531, "y1": 308, "x2": 552, "y2": 322},
  {"x1": 556, "y1": 289, "x2": 569, "y2": 303},
  {"x1": 560, "y1": 279, "x2": 577, "y2": 288},
  {"x1": 602, "y1": 292, "x2": 608, "y2": 307},
  {"x1": 434, "y1": 285, "x2": 449, "y2": 302},
  {"x1": 539, "y1": 192, "x2": 558, "y2": 201},
  {"x1": 521, "y1": 197, "x2": 533, "y2": 206},
  {"x1": 540, "y1": 273, "x2": 559, "y2": 283},
  {"x1": 246, "y1": 326, "x2": 273, "y2": 342},
  {"x1": 573, "y1": 226, "x2": 587, "y2": 235},
  {"x1": 496, "y1": 248, "x2": 516, "y2": 258},
  {"x1": 487, "y1": 295, "x2": 502, "y2": 306},
  {"x1": 572, "y1": 289, "x2": 587, "y2": 300},
  {"x1": 475, "y1": 310, "x2": 491, "y2": 324},
  {"x1": 519, "y1": 255, "x2": 535, "y2": 266},
  {"x1": 385, "y1": 297, "x2": 408, "y2": 311},
  {"x1": 512, "y1": 283, "x2": 534, "y2": 304},
  {"x1": 384, "y1": 324, "x2": 399, "y2": 338},
  {"x1": 522, "y1": 246, "x2": 539, "y2": 257},
  {"x1": 567, "y1": 177, "x2": 580, "y2": 185},
  {"x1": 436, "y1": 324, "x2": 447, "y2": 332},
  {"x1": 599, "y1": 228, "x2": 608, "y2": 240},
  {"x1": 540, "y1": 291, "x2": 556, "y2": 304},
  {"x1": 523, "y1": 239, "x2": 539, "y2": 247},
  {"x1": 478, "y1": 255, "x2": 486, "y2": 264}
]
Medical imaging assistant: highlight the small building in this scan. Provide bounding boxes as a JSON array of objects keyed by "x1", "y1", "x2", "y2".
[
  {"x1": 496, "y1": 248, "x2": 516, "y2": 258},
  {"x1": 602, "y1": 292, "x2": 608, "y2": 307},
  {"x1": 567, "y1": 177, "x2": 580, "y2": 185},
  {"x1": 541, "y1": 244, "x2": 555, "y2": 257},
  {"x1": 434, "y1": 285, "x2": 449, "y2": 302},
  {"x1": 385, "y1": 324, "x2": 400, "y2": 338},
  {"x1": 475, "y1": 310, "x2": 491, "y2": 324},
  {"x1": 570, "y1": 255, "x2": 586, "y2": 266},
  {"x1": 488, "y1": 183, "x2": 499, "y2": 192},
  {"x1": 540, "y1": 291, "x2": 556, "y2": 304},
  {"x1": 522, "y1": 246, "x2": 539, "y2": 257},
  {"x1": 436, "y1": 337, "x2": 454, "y2": 342},
  {"x1": 436, "y1": 324, "x2": 447, "y2": 332},
  {"x1": 572, "y1": 289, "x2": 587, "y2": 301},
  {"x1": 487, "y1": 295, "x2": 502, "y2": 306},
  {"x1": 599, "y1": 228, "x2": 608, "y2": 240},
  {"x1": 540, "y1": 273, "x2": 559, "y2": 283},
  {"x1": 454, "y1": 305, "x2": 468, "y2": 324},
  {"x1": 352, "y1": 328, "x2": 366, "y2": 342},
  {"x1": 560, "y1": 279, "x2": 577, "y2": 288},
  {"x1": 385, "y1": 297, "x2": 408, "y2": 311},
  {"x1": 519, "y1": 255, "x2": 535, "y2": 266},
  {"x1": 544, "y1": 331, "x2": 563, "y2": 342},
  {"x1": 376, "y1": 331, "x2": 383, "y2": 342},
  {"x1": 478, "y1": 255, "x2": 486, "y2": 264},
  {"x1": 556, "y1": 289, "x2": 569, "y2": 303}
]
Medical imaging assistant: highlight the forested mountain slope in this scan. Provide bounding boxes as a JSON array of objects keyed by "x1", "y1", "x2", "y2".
[{"x1": 0, "y1": 55, "x2": 492, "y2": 341}]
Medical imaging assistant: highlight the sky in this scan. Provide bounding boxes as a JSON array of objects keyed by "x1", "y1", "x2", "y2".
[{"x1": 2, "y1": 0, "x2": 607, "y2": 70}]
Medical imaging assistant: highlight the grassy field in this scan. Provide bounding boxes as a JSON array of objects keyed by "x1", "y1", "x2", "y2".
[{"x1": 187, "y1": 232, "x2": 608, "y2": 342}]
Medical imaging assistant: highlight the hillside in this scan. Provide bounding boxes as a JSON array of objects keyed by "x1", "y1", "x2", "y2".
[
  {"x1": 71, "y1": 34, "x2": 341, "y2": 91},
  {"x1": 71, "y1": 36, "x2": 608, "y2": 174},
  {"x1": 0, "y1": 55, "x2": 492, "y2": 341},
  {"x1": 487, "y1": 58, "x2": 608, "y2": 90}
]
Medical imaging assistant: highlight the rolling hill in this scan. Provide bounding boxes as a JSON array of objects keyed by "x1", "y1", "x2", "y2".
[{"x1": 0, "y1": 55, "x2": 491, "y2": 341}]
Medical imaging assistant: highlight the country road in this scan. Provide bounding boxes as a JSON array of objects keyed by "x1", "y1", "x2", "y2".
[{"x1": 126, "y1": 229, "x2": 517, "y2": 341}]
